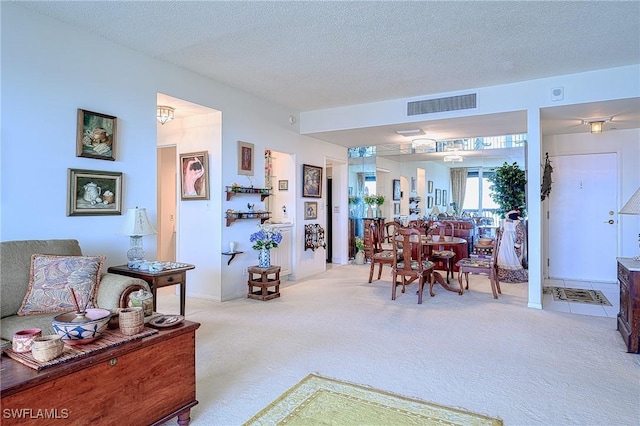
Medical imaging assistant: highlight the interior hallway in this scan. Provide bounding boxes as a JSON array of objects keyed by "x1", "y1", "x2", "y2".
[{"x1": 157, "y1": 264, "x2": 639, "y2": 425}]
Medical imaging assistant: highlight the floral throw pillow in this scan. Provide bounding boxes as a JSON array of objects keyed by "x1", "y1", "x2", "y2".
[{"x1": 17, "y1": 254, "x2": 106, "y2": 316}]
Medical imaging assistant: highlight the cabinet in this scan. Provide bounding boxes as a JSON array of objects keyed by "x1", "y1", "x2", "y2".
[
  {"x1": 617, "y1": 258, "x2": 640, "y2": 353},
  {"x1": 269, "y1": 225, "x2": 292, "y2": 277},
  {"x1": 225, "y1": 186, "x2": 272, "y2": 226}
]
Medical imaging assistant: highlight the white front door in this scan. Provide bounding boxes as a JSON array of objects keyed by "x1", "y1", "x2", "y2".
[{"x1": 548, "y1": 153, "x2": 618, "y2": 282}]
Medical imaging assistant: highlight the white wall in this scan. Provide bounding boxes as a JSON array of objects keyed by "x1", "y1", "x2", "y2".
[{"x1": 0, "y1": 3, "x2": 347, "y2": 302}]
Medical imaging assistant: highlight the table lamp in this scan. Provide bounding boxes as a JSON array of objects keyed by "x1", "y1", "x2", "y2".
[
  {"x1": 619, "y1": 187, "x2": 640, "y2": 261},
  {"x1": 118, "y1": 207, "x2": 156, "y2": 261},
  {"x1": 430, "y1": 205, "x2": 440, "y2": 219}
]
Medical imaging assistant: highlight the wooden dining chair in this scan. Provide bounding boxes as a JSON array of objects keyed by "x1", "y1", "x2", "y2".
[
  {"x1": 455, "y1": 229, "x2": 502, "y2": 299},
  {"x1": 368, "y1": 221, "x2": 396, "y2": 283},
  {"x1": 426, "y1": 221, "x2": 456, "y2": 283},
  {"x1": 391, "y1": 227, "x2": 435, "y2": 304}
]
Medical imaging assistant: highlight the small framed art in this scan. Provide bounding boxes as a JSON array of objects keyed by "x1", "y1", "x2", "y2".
[
  {"x1": 180, "y1": 151, "x2": 210, "y2": 200},
  {"x1": 392, "y1": 179, "x2": 401, "y2": 200},
  {"x1": 67, "y1": 169, "x2": 122, "y2": 216},
  {"x1": 76, "y1": 109, "x2": 117, "y2": 161},
  {"x1": 304, "y1": 202, "x2": 318, "y2": 220},
  {"x1": 394, "y1": 203, "x2": 400, "y2": 215},
  {"x1": 435, "y1": 189, "x2": 441, "y2": 206},
  {"x1": 427, "y1": 180, "x2": 433, "y2": 194},
  {"x1": 427, "y1": 196, "x2": 434, "y2": 209},
  {"x1": 278, "y1": 180, "x2": 288, "y2": 191},
  {"x1": 237, "y1": 141, "x2": 254, "y2": 175},
  {"x1": 442, "y1": 190, "x2": 448, "y2": 206},
  {"x1": 302, "y1": 164, "x2": 322, "y2": 198}
]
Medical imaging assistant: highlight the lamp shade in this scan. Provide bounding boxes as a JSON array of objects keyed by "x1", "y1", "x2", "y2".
[
  {"x1": 430, "y1": 205, "x2": 440, "y2": 215},
  {"x1": 620, "y1": 187, "x2": 640, "y2": 215},
  {"x1": 119, "y1": 208, "x2": 156, "y2": 236}
]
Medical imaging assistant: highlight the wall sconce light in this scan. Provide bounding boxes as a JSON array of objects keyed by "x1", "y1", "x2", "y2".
[
  {"x1": 583, "y1": 117, "x2": 612, "y2": 134},
  {"x1": 157, "y1": 105, "x2": 175, "y2": 125}
]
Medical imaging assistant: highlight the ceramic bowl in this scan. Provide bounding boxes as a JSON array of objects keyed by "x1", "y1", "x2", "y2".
[
  {"x1": 12, "y1": 328, "x2": 42, "y2": 353},
  {"x1": 478, "y1": 238, "x2": 492, "y2": 245},
  {"x1": 52, "y1": 308, "x2": 111, "y2": 345}
]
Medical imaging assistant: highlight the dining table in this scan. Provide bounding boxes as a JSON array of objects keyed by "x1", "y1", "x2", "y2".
[{"x1": 421, "y1": 236, "x2": 468, "y2": 294}]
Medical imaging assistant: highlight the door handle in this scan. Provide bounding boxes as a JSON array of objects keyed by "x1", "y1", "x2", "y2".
[{"x1": 604, "y1": 219, "x2": 614, "y2": 224}]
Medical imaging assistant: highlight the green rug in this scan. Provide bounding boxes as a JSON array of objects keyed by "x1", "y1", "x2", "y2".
[
  {"x1": 544, "y1": 286, "x2": 612, "y2": 306},
  {"x1": 243, "y1": 373, "x2": 503, "y2": 425}
]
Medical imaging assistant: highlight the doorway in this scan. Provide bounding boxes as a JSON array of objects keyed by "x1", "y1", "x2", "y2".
[
  {"x1": 547, "y1": 153, "x2": 618, "y2": 282},
  {"x1": 157, "y1": 146, "x2": 177, "y2": 261}
]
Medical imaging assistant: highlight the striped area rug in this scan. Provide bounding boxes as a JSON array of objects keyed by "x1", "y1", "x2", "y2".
[{"x1": 544, "y1": 286, "x2": 612, "y2": 306}]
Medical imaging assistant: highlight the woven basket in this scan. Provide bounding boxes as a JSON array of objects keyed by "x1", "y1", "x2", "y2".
[
  {"x1": 119, "y1": 307, "x2": 144, "y2": 336},
  {"x1": 31, "y1": 335, "x2": 64, "y2": 362}
]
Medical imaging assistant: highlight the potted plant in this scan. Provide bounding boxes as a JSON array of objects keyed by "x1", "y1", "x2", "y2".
[
  {"x1": 487, "y1": 162, "x2": 527, "y2": 218},
  {"x1": 376, "y1": 195, "x2": 385, "y2": 217},
  {"x1": 363, "y1": 194, "x2": 378, "y2": 218}
]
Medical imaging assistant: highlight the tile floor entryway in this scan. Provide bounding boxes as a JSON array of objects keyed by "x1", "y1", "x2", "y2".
[{"x1": 543, "y1": 279, "x2": 619, "y2": 318}]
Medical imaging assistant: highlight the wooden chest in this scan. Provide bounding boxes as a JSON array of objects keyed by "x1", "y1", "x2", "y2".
[{"x1": 1, "y1": 321, "x2": 200, "y2": 425}]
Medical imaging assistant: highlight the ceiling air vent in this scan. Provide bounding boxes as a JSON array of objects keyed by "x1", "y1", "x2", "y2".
[{"x1": 407, "y1": 93, "x2": 476, "y2": 116}]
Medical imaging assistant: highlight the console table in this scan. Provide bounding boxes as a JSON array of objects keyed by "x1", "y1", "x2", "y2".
[
  {"x1": 1, "y1": 321, "x2": 200, "y2": 425},
  {"x1": 108, "y1": 263, "x2": 195, "y2": 316}
]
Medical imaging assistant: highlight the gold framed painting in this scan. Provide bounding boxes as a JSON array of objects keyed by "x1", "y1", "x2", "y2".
[
  {"x1": 180, "y1": 151, "x2": 210, "y2": 200},
  {"x1": 238, "y1": 141, "x2": 254, "y2": 176},
  {"x1": 304, "y1": 202, "x2": 318, "y2": 220},
  {"x1": 67, "y1": 169, "x2": 122, "y2": 216},
  {"x1": 76, "y1": 109, "x2": 117, "y2": 161},
  {"x1": 302, "y1": 164, "x2": 322, "y2": 198}
]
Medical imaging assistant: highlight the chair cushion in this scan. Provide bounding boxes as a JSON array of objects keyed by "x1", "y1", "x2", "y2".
[
  {"x1": 373, "y1": 250, "x2": 401, "y2": 261},
  {"x1": 397, "y1": 260, "x2": 434, "y2": 270},
  {"x1": 456, "y1": 258, "x2": 492, "y2": 268},
  {"x1": 18, "y1": 254, "x2": 105, "y2": 316},
  {"x1": 432, "y1": 250, "x2": 455, "y2": 258}
]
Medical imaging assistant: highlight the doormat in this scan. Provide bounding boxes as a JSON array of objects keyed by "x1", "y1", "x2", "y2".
[
  {"x1": 544, "y1": 286, "x2": 612, "y2": 306},
  {"x1": 243, "y1": 373, "x2": 503, "y2": 425}
]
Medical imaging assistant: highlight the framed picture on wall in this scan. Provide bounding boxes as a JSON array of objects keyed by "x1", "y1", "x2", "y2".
[
  {"x1": 302, "y1": 164, "x2": 322, "y2": 198},
  {"x1": 427, "y1": 196, "x2": 433, "y2": 209},
  {"x1": 304, "y1": 202, "x2": 318, "y2": 219},
  {"x1": 442, "y1": 190, "x2": 448, "y2": 206},
  {"x1": 278, "y1": 180, "x2": 288, "y2": 191},
  {"x1": 427, "y1": 180, "x2": 434, "y2": 194},
  {"x1": 410, "y1": 177, "x2": 416, "y2": 192},
  {"x1": 237, "y1": 141, "x2": 254, "y2": 175},
  {"x1": 67, "y1": 169, "x2": 122, "y2": 216},
  {"x1": 435, "y1": 189, "x2": 441, "y2": 206},
  {"x1": 392, "y1": 179, "x2": 401, "y2": 200},
  {"x1": 394, "y1": 203, "x2": 400, "y2": 215},
  {"x1": 76, "y1": 109, "x2": 117, "y2": 161},
  {"x1": 180, "y1": 151, "x2": 210, "y2": 200}
]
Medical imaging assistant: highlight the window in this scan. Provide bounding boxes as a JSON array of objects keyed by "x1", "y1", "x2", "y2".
[{"x1": 462, "y1": 169, "x2": 497, "y2": 214}]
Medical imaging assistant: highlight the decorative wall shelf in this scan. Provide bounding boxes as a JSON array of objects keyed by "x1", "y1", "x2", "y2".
[
  {"x1": 221, "y1": 251, "x2": 243, "y2": 265},
  {"x1": 225, "y1": 211, "x2": 272, "y2": 226},
  {"x1": 305, "y1": 224, "x2": 326, "y2": 251},
  {"x1": 225, "y1": 186, "x2": 272, "y2": 201}
]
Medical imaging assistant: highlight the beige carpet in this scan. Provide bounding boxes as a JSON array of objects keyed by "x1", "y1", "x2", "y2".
[
  {"x1": 156, "y1": 264, "x2": 639, "y2": 425},
  {"x1": 243, "y1": 373, "x2": 503, "y2": 425}
]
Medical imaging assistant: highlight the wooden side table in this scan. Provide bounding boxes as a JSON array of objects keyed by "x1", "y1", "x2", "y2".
[
  {"x1": 248, "y1": 265, "x2": 281, "y2": 301},
  {"x1": 108, "y1": 263, "x2": 195, "y2": 316}
]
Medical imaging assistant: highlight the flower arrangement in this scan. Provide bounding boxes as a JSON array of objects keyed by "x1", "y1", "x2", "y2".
[
  {"x1": 250, "y1": 225, "x2": 282, "y2": 250},
  {"x1": 355, "y1": 237, "x2": 364, "y2": 252}
]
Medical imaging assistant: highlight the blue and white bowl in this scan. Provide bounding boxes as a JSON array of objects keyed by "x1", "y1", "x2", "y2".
[{"x1": 52, "y1": 308, "x2": 111, "y2": 345}]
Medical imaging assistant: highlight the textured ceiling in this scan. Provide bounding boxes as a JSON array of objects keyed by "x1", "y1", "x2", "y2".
[{"x1": 16, "y1": 0, "x2": 640, "y2": 160}]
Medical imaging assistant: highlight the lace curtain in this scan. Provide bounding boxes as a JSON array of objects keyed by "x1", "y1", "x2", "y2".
[{"x1": 450, "y1": 168, "x2": 468, "y2": 215}]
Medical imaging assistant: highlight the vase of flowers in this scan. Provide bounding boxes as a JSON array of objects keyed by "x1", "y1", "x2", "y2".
[
  {"x1": 354, "y1": 237, "x2": 365, "y2": 265},
  {"x1": 363, "y1": 194, "x2": 378, "y2": 218},
  {"x1": 250, "y1": 225, "x2": 283, "y2": 268}
]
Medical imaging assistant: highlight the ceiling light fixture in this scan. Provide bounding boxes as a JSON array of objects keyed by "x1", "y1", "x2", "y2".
[
  {"x1": 443, "y1": 154, "x2": 463, "y2": 163},
  {"x1": 582, "y1": 117, "x2": 612, "y2": 134},
  {"x1": 411, "y1": 138, "x2": 437, "y2": 152},
  {"x1": 157, "y1": 105, "x2": 175, "y2": 125},
  {"x1": 396, "y1": 129, "x2": 425, "y2": 137}
]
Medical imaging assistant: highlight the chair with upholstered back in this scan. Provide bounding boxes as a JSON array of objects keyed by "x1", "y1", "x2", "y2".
[
  {"x1": 368, "y1": 221, "x2": 396, "y2": 283},
  {"x1": 391, "y1": 227, "x2": 435, "y2": 304},
  {"x1": 455, "y1": 229, "x2": 502, "y2": 299},
  {"x1": 426, "y1": 221, "x2": 456, "y2": 283}
]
